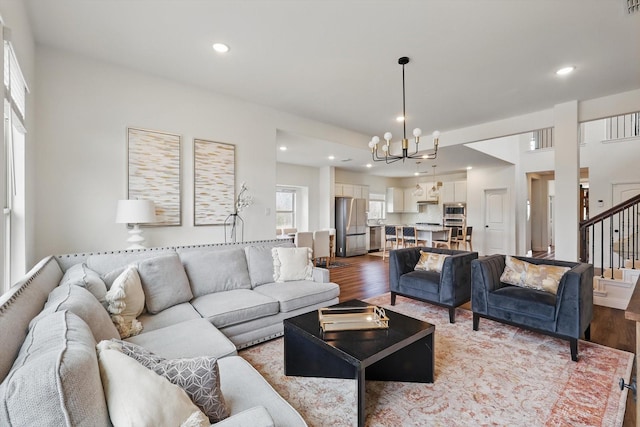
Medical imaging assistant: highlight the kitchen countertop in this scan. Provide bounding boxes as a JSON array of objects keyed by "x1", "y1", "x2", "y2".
[{"x1": 385, "y1": 224, "x2": 449, "y2": 231}]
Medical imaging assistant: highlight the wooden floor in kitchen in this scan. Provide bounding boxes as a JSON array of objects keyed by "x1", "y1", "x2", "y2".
[{"x1": 328, "y1": 252, "x2": 637, "y2": 427}]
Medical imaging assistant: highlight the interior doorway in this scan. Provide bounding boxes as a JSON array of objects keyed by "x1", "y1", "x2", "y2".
[{"x1": 484, "y1": 188, "x2": 509, "y2": 255}]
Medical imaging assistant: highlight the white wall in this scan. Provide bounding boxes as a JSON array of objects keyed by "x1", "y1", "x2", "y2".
[
  {"x1": 466, "y1": 165, "x2": 516, "y2": 256},
  {"x1": 33, "y1": 47, "x2": 368, "y2": 261},
  {"x1": 276, "y1": 162, "x2": 320, "y2": 231}
]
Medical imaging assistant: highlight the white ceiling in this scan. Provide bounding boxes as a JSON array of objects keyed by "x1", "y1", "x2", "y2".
[{"x1": 25, "y1": 0, "x2": 640, "y2": 177}]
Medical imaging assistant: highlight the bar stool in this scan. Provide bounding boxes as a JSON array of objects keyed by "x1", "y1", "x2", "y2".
[
  {"x1": 433, "y1": 227, "x2": 454, "y2": 249},
  {"x1": 382, "y1": 225, "x2": 400, "y2": 261},
  {"x1": 401, "y1": 226, "x2": 418, "y2": 248}
]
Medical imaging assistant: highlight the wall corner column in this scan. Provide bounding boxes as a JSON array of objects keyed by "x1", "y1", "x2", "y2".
[{"x1": 553, "y1": 100, "x2": 579, "y2": 261}]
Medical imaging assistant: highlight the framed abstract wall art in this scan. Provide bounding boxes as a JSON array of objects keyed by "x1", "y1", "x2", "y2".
[
  {"x1": 127, "y1": 127, "x2": 181, "y2": 226},
  {"x1": 193, "y1": 138, "x2": 235, "y2": 226}
]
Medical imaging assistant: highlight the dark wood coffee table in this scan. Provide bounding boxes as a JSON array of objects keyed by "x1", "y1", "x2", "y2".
[{"x1": 283, "y1": 299, "x2": 435, "y2": 427}]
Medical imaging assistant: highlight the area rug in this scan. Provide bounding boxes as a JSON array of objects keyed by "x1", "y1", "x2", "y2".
[{"x1": 240, "y1": 294, "x2": 633, "y2": 427}]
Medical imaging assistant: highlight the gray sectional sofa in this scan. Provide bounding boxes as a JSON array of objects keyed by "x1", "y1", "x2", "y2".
[{"x1": 0, "y1": 239, "x2": 340, "y2": 426}]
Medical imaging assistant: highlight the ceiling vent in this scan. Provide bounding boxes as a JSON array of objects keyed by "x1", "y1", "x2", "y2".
[{"x1": 629, "y1": 0, "x2": 639, "y2": 13}]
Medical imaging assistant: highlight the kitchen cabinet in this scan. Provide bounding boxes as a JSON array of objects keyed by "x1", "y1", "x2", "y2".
[
  {"x1": 440, "y1": 181, "x2": 467, "y2": 203},
  {"x1": 403, "y1": 188, "x2": 419, "y2": 213},
  {"x1": 386, "y1": 187, "x2": 404, "y2": 213},
  {"x1": 335, "y1": 183, "x2": 369, "y2": 199}
]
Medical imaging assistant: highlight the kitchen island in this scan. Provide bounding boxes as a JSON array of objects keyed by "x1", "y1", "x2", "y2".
[
  {"x1": 386, "y1": 224, "x2": 450, "y2": 247},
  {"x1": 415, "y1": 225, "x2": 450, "y2": 246}
]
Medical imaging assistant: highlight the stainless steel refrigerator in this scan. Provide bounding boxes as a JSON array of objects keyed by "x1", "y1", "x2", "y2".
[{"x1": 335, "y1": 197, "x2": 367, "y2": 257}]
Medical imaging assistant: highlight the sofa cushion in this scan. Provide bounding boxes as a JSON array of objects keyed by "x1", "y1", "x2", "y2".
[
  {"x1": 254, "y1": 281, "x2": 340, "y2": 312},
  {"x1": 137, "y1": 253, "x2": 193, "y2": 314},
  {"x1": 488, "y1": 285, "x2": 557, "y2": 320},
  {"x1": 96, "y1": 341, "x2": 209, "y2": 427},
  {"x1": 110, "y1": 340, "x2": 229, "y2": 423},
  {"x1": 399, "y1": 270, "x2": 440, "y2": 294},
  {"x1": 0, "y1": 256, "x2": 63, "y2": 383},
  {"x1": 86, "y1": 249, "x2": 176, "y2": 288},
  {"x1": 272, "y1": 247, "x2": 313, "y2": 282},
  {"x1": 245, "y1": 245, "x2": 278, "y2": 287},
  {"x1": 105, "y1": 266, "x2": 145, "y2": 338},
  {"x1": 59, "y1": 263, "x2": 108, "y2": 308},
  {"x1": 34, "y1": 284, "x2": 120, "y2": 342},
  {"x1": 191, "y1": 289, "x2": 279, "y2": 328},
  {"x1": 414, "y1": 251, "x2": 449, "y2": 273},
  {"x1": 138, "y1": 302, "x2": 202, "y2": 332},
  {"x1": 0, "y1": 311, "x2": 110, "y2": 427},
  {"x1": 218, "y1": 356, "x2": 307, "y2": 426},
  {"x1": 214, "y1": 406, "x2": 275, "y2": 427},
  {"x1": 125, "y1": 318, "x2": 237, "y2": 360},
  {"x1": 180, "y1": 249, "x2": 252, "y2": 297}
]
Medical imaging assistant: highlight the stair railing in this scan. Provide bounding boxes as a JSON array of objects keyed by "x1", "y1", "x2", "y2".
[{"x1": 579, "y1": 194, "x2": 640, "y2": 278}]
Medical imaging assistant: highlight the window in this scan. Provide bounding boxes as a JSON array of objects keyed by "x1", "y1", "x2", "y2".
[
  {"x1": 276, "y1": 188, "x2": 296, "y2": 228},
  {"x1": 368, "y1": 193, "x2": 385, "y2": 221},
  {"x1": 2, "y1": 27, "x2": 28, "y2": 292}
]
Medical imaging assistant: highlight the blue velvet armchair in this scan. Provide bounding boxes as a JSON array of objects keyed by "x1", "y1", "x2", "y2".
[
  {"x1": 389, "y1": 247, "x2": 478, "y2": 323},
  {"x1": 471, "y1": 255, "x2": 594, "y2": 361}
]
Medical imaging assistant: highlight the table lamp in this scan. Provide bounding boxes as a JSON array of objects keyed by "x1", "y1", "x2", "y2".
[{"x1": 115, "y1": 199, "x2": 156, "y2": 249}]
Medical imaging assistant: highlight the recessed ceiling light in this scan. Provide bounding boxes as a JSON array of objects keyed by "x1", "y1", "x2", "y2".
[
  {"x1": 212, "y1": 43, "x2": 230, "y2": 53},
  {"x1": 466, "y1": 166, "x2": 472, "y2": 170},
  {"x1": 396, "y1": 116, "x2": 405, "y2": 122},
  {"x1": 365, "y1": 163, "x2": 373, "y2": 168},
  {"x1": 414, "y1": 172, "x2": 420, "y2": 176},
  {"x1": 328, "y1": 155, "x2": 335, "y2": 160},
  {"x1": 279, "y1": 146, "x2": 287, "y2": 151},
  {"x1": 556, "y1": 66, "x2": 575, "y2": 76}
]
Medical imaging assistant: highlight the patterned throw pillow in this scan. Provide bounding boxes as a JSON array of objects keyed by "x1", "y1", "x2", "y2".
[
  {"x1": 500, "y1": 255, "x2": 528, "y2": 286},
  {"x1": 110, "y1": 340, "x2": 229, "y2": 423},
  {"x1": 272, "y1": 247, "x2": 313, "y2": 282},
  {"x1": 414, "y1": 251, "x2": 449, "y2": 273},
  {"x1": 500, "y1": 256, "x2": 569, "y2": 295},
  {"x1": 524, "y1": 263, "x2": 570, "y2": 295},
  {"x1": 96, "y1": 341, "x2": 209, "y2": 427},
  {"x1": 104, "y1": 267, "x2": 145, "y2": 338}
]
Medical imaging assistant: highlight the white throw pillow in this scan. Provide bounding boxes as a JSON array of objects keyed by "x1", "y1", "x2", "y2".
[
  {"x1": 272, "y1": 247, "x2": 313, "y2": 282},
  {"x1": 96, "y1": 342, "x2": 209, "y2": 427},
  {"x1": 104, "y1": 266, "x2": 145, "y2": 338}
]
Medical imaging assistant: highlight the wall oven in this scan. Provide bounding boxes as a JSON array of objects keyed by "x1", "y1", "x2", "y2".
[{"x1": 443, "y1": 203, "x2": 466, "y2": 227}]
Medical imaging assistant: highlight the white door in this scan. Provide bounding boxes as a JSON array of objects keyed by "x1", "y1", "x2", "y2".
[{"x1": 484, "y1": 189, "x2": 509, "y2": 255}]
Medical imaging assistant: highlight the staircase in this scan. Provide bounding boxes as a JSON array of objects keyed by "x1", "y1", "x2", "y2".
[{"x1": 580, "y1": 194, "x2": 640, "y2": 309}]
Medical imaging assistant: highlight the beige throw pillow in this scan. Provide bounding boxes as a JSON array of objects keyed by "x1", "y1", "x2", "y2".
[
  {"x1": 524, "y1": 263, "x2": 570, "y2": 295},
  {"x1": 414, "y1": 251, "x2": 449, "y2": 273},
  {"x1": 96, "y1": 341, "x2": 209, "y2": 427},
  {"x1": 500, "y1": 255, "x2": 528, "y2": 287},
  {"x1": 105, "y1": 266, "x2": 145, "y2": 338},
  {"x1": 272, "y1": 247, "x2": 313, "y2": 282},
  {"x1": 500, "y1": 255, "x2": 569, "y2": 295}
]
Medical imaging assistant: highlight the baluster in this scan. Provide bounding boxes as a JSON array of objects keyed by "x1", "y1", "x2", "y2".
[
  {"x1": 601, "y1": 221, "x2": 605, "y2": 279},
  {"x1": 610, "y1": 218, "x2": 614, "y2": 279}
]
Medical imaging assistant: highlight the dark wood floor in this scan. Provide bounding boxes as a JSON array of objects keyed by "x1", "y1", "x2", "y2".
[{"x1": 329, "y1": 253, "x2": 636, "y2": 427}]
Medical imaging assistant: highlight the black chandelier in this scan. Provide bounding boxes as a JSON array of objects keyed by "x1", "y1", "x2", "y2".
[{"x1": 368, "y1": 57, "x2": 439, "y2": 164}]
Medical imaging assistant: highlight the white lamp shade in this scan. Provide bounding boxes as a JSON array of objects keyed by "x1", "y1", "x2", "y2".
[{"x1": 116, "y1": 199, "x2": 156, "y2": 224}]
